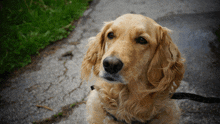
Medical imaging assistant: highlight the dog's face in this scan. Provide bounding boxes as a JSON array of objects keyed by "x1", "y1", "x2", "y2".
[
  {"x1": 99, "y1": 15, "x2": 159, "y2": 84},
  {"x1": 81, "y1": 14, "x2": 184, "y2": 92}
]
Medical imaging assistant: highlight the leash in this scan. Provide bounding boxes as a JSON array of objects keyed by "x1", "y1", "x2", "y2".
[
  {"x1": 91, "y1": 85, "x2": 220, "y2": 103},
  {"x1": 90, "y1": 85, "x2": 220, "y2": 124},
  {"x1": 171, "y1": 92, "x2": 220, "y2": 103}
]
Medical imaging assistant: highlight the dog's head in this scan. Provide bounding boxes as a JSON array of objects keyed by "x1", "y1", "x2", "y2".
[{"x1": 81, "y1": 14, "x2": 184, "y2": 93}]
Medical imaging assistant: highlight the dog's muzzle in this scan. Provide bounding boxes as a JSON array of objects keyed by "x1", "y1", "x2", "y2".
[
  {"x1": 103, "y1": 56, "x2": 123, "y2": 74},
  {"x1": 100, "y1": 56, "x2": 124, "y2": 82}
]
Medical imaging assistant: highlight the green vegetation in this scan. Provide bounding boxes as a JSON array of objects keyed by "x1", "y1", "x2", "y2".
[
  {"x1": 70, "y1": 103, "x2": 76, "y2": 107},
  {"x1": 58, "y1": 112, "x2": 63, "y2": 116},
  {"x1": 0, "y1": 0, "x2": 90, "y2": 75},
  {"x1": 53, "y1": 114, "x2": 58, "y2": 118},
  {"x1": 53, "y1": 112, "x2": 62, "y2": 118}
]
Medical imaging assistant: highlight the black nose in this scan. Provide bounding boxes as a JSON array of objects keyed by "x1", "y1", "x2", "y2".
[{"x1": 103, "y1": 56, "x2": 123, "y2": 74}]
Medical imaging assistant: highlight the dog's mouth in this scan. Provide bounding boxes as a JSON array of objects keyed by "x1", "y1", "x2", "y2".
[
  {"x1": 105, "y1": 76, "x2": 116, "y2": 81},
  {"x1": 99, "y1": 71, "x2": 123, "y2": 83}
]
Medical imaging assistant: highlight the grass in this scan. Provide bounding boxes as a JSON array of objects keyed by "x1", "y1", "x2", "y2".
[
  {"x1": 53, "y1": 112, "x2": 62, "y2": 118},
  {"x1": 70, "y1": 103, "x2": 76, "y2": 107},
  {"x1": 58, "y1": 112, "x2": 63, "y2": 116},
  {"x1": 53, "y1": 114, "x2": 58, "y2": 118},
  {"x1": 0, "y1": 0, "x2": 91, "y2": 75}
]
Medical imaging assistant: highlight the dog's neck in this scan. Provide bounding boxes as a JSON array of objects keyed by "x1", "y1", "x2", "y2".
[{"x1": 95, "y1": 78, "x2": 168, "y2": 123}]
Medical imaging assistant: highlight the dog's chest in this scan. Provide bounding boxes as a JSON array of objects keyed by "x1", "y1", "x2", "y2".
[{"x1": 97, "y1": 86, "x2": 154, "y2": 123}]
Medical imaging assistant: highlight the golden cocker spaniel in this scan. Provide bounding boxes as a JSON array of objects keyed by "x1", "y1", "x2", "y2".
[{"x1": 81, "y1": 14, "x2": 185, "y2": 124}]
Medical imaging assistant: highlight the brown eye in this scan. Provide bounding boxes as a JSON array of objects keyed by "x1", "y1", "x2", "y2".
[
  {"x1": 136, "y1": 37, "x2": 148, "y2": 44},
  {"x1": 107, "y1": 32, "x2": 114, "y2": 39}
]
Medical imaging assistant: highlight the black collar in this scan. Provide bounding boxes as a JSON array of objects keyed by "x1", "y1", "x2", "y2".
[{"x1": 106, "y1": 111, "x2": 151, "y2": 124}]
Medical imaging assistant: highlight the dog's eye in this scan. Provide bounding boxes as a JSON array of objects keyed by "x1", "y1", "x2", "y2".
[
  {"x1": 136, "y1": 37, "x2": 148, "y2": 44},
  {"x1": 107, "y1": 32, "x2": 114, "y2": 39}
]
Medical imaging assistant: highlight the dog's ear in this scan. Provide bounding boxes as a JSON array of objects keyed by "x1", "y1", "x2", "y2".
[
  {"x1": 81, "y1": 21, "x2": 113, "y2": 81},
  {"x1": 146, "y1": 26, "x2": 185, "y2": 94}
]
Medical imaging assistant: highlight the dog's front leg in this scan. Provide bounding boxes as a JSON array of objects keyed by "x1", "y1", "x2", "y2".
[{"x1": 86, "y1": 90, "x2": 107, "y2": 124}]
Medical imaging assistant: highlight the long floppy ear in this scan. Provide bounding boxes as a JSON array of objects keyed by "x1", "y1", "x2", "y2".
[
  {"x1": 81, "y1": 21, "x2": 113, "y2": 81},
  {"x1": 146, "y1": 26, "x2": 185, "y2": 94}
]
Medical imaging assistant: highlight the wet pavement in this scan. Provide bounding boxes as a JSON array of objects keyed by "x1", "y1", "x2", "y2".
[
  {"x1": 0, "y1": 0, "x2": 220, "y2": 124},
  {"x1": 157, "y1": 11, "x2": 220, "y2": 124}
]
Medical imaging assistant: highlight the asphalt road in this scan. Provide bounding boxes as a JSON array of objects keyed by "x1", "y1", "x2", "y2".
[{"x1": 1, "y1": 0, "x2": 220, "y2": 124}]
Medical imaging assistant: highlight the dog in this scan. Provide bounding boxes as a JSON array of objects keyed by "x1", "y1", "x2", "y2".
[{"x1": 81, "y1": 14, "x2": 185, "y2": 124}]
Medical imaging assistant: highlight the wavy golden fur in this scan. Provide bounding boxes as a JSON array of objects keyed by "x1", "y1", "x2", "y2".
[{"x1": 81, "y1": 14, "x2": 185, "y2": 124}]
